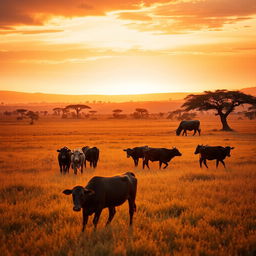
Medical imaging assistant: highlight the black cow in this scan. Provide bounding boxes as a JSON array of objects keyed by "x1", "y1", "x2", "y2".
[
  {"x1": 82, "y1": 146, "x2": 100, "y2": 168},
  {"x1": 176, "y1": 120, "x2": 201, "y2": 136},
  {"x1": 194, "y1": 145, "x2": 235, "y2": 168},
  {"x1": 143, "y1": 147, "x2": 182, "y2": 169},
  {"x1": 63, "y1": 172, "x2": 137, "y2": 231},
  {"x1": 57, "y1": 146, "x2": 71, "y2": 174},
  {"x1": 123, "y1": 146, "x2": 149, "y2": 167}
]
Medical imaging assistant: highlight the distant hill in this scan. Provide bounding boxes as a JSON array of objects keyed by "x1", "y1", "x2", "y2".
[
  {"x1": 0, "y1": 87, "x2": 255, "y2": 104},
  {"x1": 0, "y1": 91, "x2": 190, "y2": 104},
  {"x1": 241, "y1": 87, "x2": 256, "y2": 96}
]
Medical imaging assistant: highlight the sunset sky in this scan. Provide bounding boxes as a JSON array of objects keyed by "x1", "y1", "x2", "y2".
[{"x1": 1, "y1": 0, "x2": 255, "y2": 95}]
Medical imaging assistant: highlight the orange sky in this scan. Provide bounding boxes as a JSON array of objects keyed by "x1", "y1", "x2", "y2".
[{"x1": 0, "y1": 0, "x2": 256, "y2": 95}]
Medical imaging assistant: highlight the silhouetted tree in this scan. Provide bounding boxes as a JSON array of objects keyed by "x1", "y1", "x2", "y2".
[
  {"x1": 182, "y1": 90, "x2": 256, "y2": 131},
  {"x1": 26, "y1": 111, "x2": 39, "y2": 125},
  {"x1": 113, "y1": 109, "x2": 123, "y2": 118},
  {"x1": 65, "y1": 104, "x2": 91, "y2": 118},
  {"x1": 89, "y1": 110, "x2": 97, "y2": 116},
  {"x1": 16, "y1": 109, "x2": 27, "y2": 119},
  {"x1": 167, "y1": 109, "x2": 196, "y2": 120},
  {"x1": 3, "y1": 111, "x2": 12, "y2": 116},
  {"x1": 244, "y1": 104, "x2": 256, "y2": 120},
  {"x1": 52, "y1": 107, "x2": 63, "y2": 116},
  {"x1": 133, "y1": 108, "x2": 149, "y2": 119},
  {"x1": 167, "y1": 109, "x2": 183, "y2": 120}
]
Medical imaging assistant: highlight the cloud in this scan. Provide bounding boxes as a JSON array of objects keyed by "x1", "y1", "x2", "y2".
[
  {"x1": 0, "y1": 0, "x2": 146, "y2": 26},
  {"x1": 0, "y1": 29, "x2": 63, "y2": 35},
  {"x1": 1, "y1": 0, "x2": 255, "y2": 34},
  {"x1": 116, "y1": 0, "x2": 256, "y2": 33}
]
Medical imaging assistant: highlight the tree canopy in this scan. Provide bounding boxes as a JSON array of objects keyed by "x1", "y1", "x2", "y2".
[
  {"x1": 65, "y1": 104, "x2": 91, "y2": 118},
  {"x1": 182, "y1": 90, "x2": 256, "y2": 130},
  {"x1": 26, "y1": 111, "x2": 39, "y2": 125}
]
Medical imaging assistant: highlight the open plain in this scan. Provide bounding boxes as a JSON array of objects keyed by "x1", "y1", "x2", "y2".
[{"x1": 0, "y1": 117, "x2": 255, "y2": 256}]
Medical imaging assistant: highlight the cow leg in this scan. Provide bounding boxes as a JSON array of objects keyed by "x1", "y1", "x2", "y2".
[
  {"x1": 128, "y1": 199, "x2": 135, "y2": 225},
  {"x1": 193, "y1": 129, "x2": 196, "y2": 136},
  {"x1": 81, "y1": 164, "x2": 83, "y2": 174},
  {"x1": 198, "y1": 129, "x2": 201, "y2": 136},
  {"x1": 133, "y1": 157, "x2": 137, "y2": 167},
  {"x1": 220, "y1": 160, "x2": 226, "y2": 168},
  {"x1": 93, "y1": 209, "x2": 102, "y2": 229},
  {"x1": 163, "y1": 162, "x2": 168, "y2": 169},
  {"x1": 90, "y1": 161, "x2": 93, "y2": 168},
  {"x1": 159, "y1": 161, "x2": 162, "y2": 169},
  {"x1": 106, "y1": 207, "x2": 116, "y2": 226},
  {"x1": 82, "y1": 209, "x2": 88, "y2": 232},
  {"x1": 74, "y1": 167, "x2": 77, "y2": 175},
  {"x1": 182, "y1": 130, "x2": 185, "y2": 136},
  {"x1": 203, "y1": 159, "x2": 208, "y2": 168},
  {"x1": 59, "y1": 163, "x2": 62, "y2": 174},
  {"x1": 143, "y1": 159, "x2": 150, "y2": 169},
  {"x1": 199, "y1": 158, "x2": 203, "y2": 168},
  {"x1": 84, "y1": 160, "x2": 86, "y2": 168},
  {"x1": 216, "y1": 160, "x2": 219, "y2": 168},
  {"x1": 135, "y1": 159, "x2": 139, "y2": 167},
  {"x1": 145, "y1": 160, "x2": 150, "y2": 169}
]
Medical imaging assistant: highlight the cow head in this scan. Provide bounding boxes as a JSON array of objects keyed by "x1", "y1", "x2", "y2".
[
  {"x1": 225, "y1": 146, "x2": 235, "y2": 157},
  {"x1": 172, "y1": 147, "x2": 182, "y2": 156},
  {"x1": 72, "y1": 150, "x2": 84, "y2": 163},
  {"x1": 57, "y1": 147, "x2": 71, "y2": 159},
  {"x1": 63, "y1": 186, "x2": 95, "y2": 212},
  {"x1": 123, "y1": 148, "x2": 133, "y2": 158},
  {"x1": 194, "y1": 145, "x2": 204, "y2": 154}
]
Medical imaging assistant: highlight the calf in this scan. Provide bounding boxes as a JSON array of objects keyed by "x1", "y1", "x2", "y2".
[
  {"x1": 194, "y1": 145, "x2": 234, "y2": 168},
  {"x1": 176, "y1": 120, "x2": 201, "y2": 136},
  {"x1": 143, "y1": 147, "x2": 182, "y2": 169},
  {"x1": 57, "y1": 146, "x2": 71, "y2": 174},
  {"x1": 82, "y1": 146, "x2": 100, "y2": 168},
  {"x1": 71, "y1": 149, "x2": 85, "y2": 174},
  {"x1": 123, "y1": 146, "x2": 149, "y2": 167},
  {"x1": 63, "y1": 172, "x2": 137, "y2": 231}
]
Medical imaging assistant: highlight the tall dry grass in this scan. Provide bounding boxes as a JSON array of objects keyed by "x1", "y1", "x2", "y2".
[{"x1": 0, "y1": 118, "x2": 255, "y2": 255}]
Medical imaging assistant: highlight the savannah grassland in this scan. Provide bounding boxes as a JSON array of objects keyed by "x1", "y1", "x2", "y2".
[{"x1": 0, "y1": 117, "x2": 255, "y2": 256}]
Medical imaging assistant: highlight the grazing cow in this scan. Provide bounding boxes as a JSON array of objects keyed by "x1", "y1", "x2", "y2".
[
  {"x1": 63, "y1": 172, "x2": 137, "y2": 231},
  {"x1": 82, "y1": 146, "x2": 100, "y2": 168},
  {"x1": 123, "y1": 146, "x2": 149, "y2": 167},
  {"x1": 71, "y1": 149, "x2": 85, "y2": 174},
  {"x1": 57, "y1": 146, "x2": 71, "y2": 174},
  {"x1": 143, "y1": 147, "x2": 182, "y2": 169},
  {"x1": 194, "y1": 145, "x2": 235, "y2": 168},
  {"x1": 176, "y1": 120, "x2": 201, "y2": 136}
]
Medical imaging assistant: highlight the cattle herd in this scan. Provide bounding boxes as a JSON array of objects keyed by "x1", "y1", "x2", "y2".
[{"x1": 60, "y1": 120, "x2": 235, "y2": 231}]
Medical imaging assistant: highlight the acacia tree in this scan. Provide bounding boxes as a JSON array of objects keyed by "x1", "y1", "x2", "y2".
[
  {"x1": 134, "y1": 108, "x2": 149, "y2": 119},
  {"x1": 244, "y1": 104, "x2": 256, "y2": 120},
  {"x1": 26, "y1": 111, "x2": 39, "y2": 125},
  {"x1": 112, "y1": 109, "x2": 123, "y2": 118},
  {"x1": 65, "y1": 104, "x2": 91, "y2": 118},
  {"x1": 182, "y1": 90, "x2": 256, "y2": 131},
  {"x1": 16, "y1": 109, "x2": 27, "y2": 119},
  {"x1": 52, "y1": 107, "x2": 63, "y2": 116}
]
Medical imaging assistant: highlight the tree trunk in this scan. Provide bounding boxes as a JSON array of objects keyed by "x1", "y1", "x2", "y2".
[
  {"x1": 220, "y1": 114, "x2": 233, "y2": 131},
  {"x1": 76, "y1": 109, "x2": 79, "y2": 118}
]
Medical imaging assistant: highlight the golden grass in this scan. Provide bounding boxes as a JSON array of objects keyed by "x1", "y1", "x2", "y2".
[{"x1": 0, "y1": 118, "x2": 255, "y2": 255}]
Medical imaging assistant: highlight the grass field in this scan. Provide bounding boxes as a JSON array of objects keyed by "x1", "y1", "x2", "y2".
[{"x1": 0, "y1": 118, "x2": 255, "y2": 256}]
